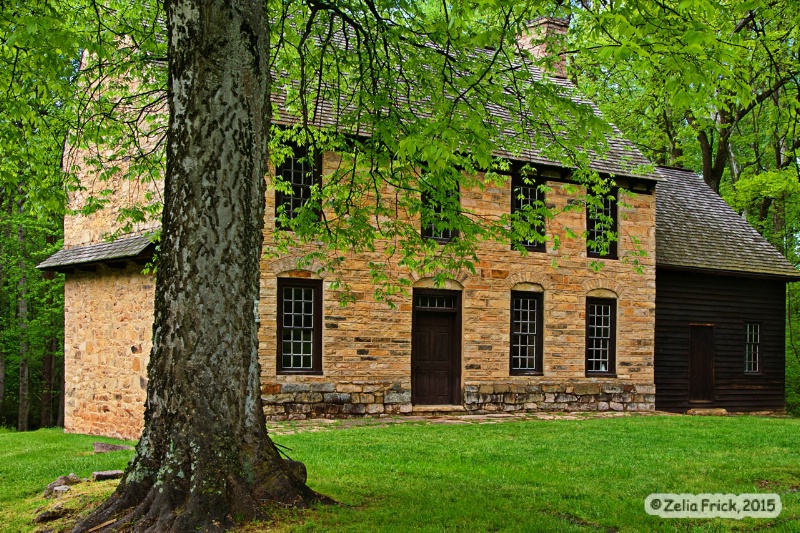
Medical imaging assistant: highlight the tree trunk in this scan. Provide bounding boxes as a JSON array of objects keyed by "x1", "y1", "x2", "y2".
[
  {"x1": 40, "y1": 235, "x2": 58, "y2": 428},
  {"x1": 0, "y1": 189, "x2": 8, "y2": 417},
  {"x1": 74, "y1": 1, "x2": 321, "y2": 530},
  {"x1": 56, "y1": 357, "x2": 64, "y2": 428},
  {"x1": 17, "y1": 195, "x2": 29, "y2": 432},
  {"x1": 40, "y1": 344, "x2": 55, "y2": 428}
]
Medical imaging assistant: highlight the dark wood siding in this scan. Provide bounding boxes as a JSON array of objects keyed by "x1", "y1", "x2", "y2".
[{"x1": 655, "y1": 268, "x2": 787, "y2": 412}]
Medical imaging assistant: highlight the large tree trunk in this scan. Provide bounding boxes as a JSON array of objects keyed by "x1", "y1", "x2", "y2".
[
  {"x1": 74, "y1": 1, "x2": 321, "y2": 531},
  {"x1": 17, "y1": 195, "x2": 29, "y2": 432}
]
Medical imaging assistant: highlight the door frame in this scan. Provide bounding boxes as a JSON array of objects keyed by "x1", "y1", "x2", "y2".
[{"x1": 411, "y1": 288, "x2": 462, "y2": 405}]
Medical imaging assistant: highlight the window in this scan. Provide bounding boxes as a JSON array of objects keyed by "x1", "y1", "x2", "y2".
[
  {"x1": 275, "y1": 145, "x2": 319, "y2": 226},
  {"x1": 510, "y1": 291, "x2": 544, "y2": 374},
  {"x1": 745, "y1": 322, "x2": 760, "y2": 373},
  {"x1": 587, "y1": 189, "x2": 618, "y2": 259},
  {"x1": 277, "y1": 278, "x2": 322, "y2": 374},
  {"x1": 586, "y1": 297, "x2": 616, "y2": 374},
  {"x1": 421, "y1": 188, "x2": 458, "y2": 243},
  {"x1": 511, "y1": 172, "x2": 546, "y2": 252}
]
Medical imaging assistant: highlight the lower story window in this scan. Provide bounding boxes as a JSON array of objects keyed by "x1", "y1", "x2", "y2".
[
  {"x1": 510, "y1": 292, "x2": 544, "y2": 374},
  {"x1": 277, "y1": 278, "x2": 322, "y2": 374},
  {"x1": 745, "y1": 322, "x2": 760, "y2": 373},
  {"x1": 586, "y1": 297, "x2": 616, "y2": 374}
]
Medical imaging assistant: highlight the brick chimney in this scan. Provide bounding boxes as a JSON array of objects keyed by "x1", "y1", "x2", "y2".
[{"x1": 517, "y1": 17, "x2": 568, "y2": 78}]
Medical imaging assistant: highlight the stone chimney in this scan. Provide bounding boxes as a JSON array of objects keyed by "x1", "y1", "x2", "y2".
[{"x1": 517, "y1": 17, "x2": 568, "y2": 78}]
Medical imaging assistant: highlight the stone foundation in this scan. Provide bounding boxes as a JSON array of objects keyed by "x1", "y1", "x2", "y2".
[
  {"x1": 262, "y1": 380, "x2": 655, "y2": 420},
  {"x1": 262, "y1": 381, "x2": 412, "y2": 420},
  {"x1": 464, "y1": 381, "x2": 655, "y2": 413}
]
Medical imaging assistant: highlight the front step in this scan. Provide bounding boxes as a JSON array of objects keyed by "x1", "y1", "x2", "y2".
[{"x1": 411, "y1": 404, "x2": 467, "y2": 416}]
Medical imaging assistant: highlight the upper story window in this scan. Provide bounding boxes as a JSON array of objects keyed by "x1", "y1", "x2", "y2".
[
  {"x1": 586, "y1": 297, "x2": 616, "y2": 375},
  {"x1": 511, "y1": 172, "x2": 546, "y2": 252},
  {"x1": 745, "y1": 322, "x2": 760, "y2": 373},
  {"x1": 275, "y1": 145, "x2": 320, "y2": 227},
  {"x1": 587, "y1": 189, "x2": 618, "y2": 259},
  {"x1": 510, "y1": 291, "x2": 544, "y2": 375},
  {"x1": 421, "y1": 186, "x2": 459, "y2": 243},
  {"x1": 277, "y1": 278, "x2": 323, "y2": 374}
]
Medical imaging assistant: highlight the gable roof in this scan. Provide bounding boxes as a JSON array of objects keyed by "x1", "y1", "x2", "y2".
[
  {"x1": 655, "y1": 166, "x2": 799, "y2": 279},
  {"x1": 272, "y1": 45, "x2": 659, "y2": 182},
  {"x1": 36, "y1": 234, "x2": 155, "y2": 272}
]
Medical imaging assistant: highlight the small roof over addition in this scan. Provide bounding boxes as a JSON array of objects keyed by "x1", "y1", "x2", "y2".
[
  {"x1": 36, "y1": 234, "x2": 155, "y2": 272},
  {"x1": 655, "y1": 166, "x2": 800, "y2": 279}
]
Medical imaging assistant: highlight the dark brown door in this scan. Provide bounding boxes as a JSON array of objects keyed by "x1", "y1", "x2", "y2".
[
  {"x1": 412, "y1": 290, "x2": 461, "y2": 405},
  {"x1": 689, "y1": 325, "x2": 715, "y2": 403}
]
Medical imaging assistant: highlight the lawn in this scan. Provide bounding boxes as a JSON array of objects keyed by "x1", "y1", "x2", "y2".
[{"x1": 2, "y1": 416, "x2": 799, "y2": 532}]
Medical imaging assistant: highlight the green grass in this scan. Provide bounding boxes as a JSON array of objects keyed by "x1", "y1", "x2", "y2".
[
  {"x1": 0, "y1": 428, "x2": 135, "y2": 532},
  {"x1": 269, "y1": 416, "x2": 800, "y2": 532},
  {"x1": 2, "y1": 417, "x2": 800, "y2": 532}
]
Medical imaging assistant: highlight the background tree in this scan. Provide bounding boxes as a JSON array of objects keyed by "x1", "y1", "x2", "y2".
[
  {"x1": 570, "y1": 0, "x2": 800, "y2": 192},
  {"x1": 0, "y1": 0, "x2": 83, "y2": 429}
]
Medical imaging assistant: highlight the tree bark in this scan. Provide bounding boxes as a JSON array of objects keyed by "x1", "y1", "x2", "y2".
[
  {"x1": 74, "y1": 1, "x2": 322, "y2": 531},
  {"x1": 17, "y1": 194, "x2": 29, "y2": 432}
]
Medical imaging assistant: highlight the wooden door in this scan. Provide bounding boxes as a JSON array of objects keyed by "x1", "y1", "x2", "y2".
[
  {"x1": 689, "y1": 325, "x2": 715, "y2": 403},
  {"x1": 412, "y1": 291, "x2": 461, "y2": 405}
]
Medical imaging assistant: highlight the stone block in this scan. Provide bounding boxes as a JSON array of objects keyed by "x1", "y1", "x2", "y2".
[
  {"x1": 343, "y1": 403, "x2": 366, "y2": 415},
  {"x1": 261, "y1": 394, "x2": 294, "y2": 404},
  {"x1": 385, "y1": 391, "x2": 411, "y2": 404},
  {"x1": 92, "y1": 470, "x2": 124, "y2": 481},
  {"x1": 281, "y1": 383, "x2": 310, "y2": 393},
  {"x1": 602, "y1": 384, "x2": 624, "y2": 394},
  {"x1": 399, "y1": 403, "x2": 413, "y2": 413},
  {"x1": 636, "y1": 384, "x2": 656, "y2": 395},
  {"x1": 286, "y1": 403, "x2": 312, "y2": 414},
  {"x1": 556, "y1": 393, "x2": 577, "y2": 403},
  {"x1": 573, "y1": 383, "x2": 601, "y2": 396},
  {"x1": 597, "y1": 402, "x2": 609, "y2": 411},
  {"x1": 323, "y1": 392, "x2": 352, "y2": 404},
  {"x1": 366, "y1": 403, "x2": 385, "y2": 414},
  {"x1": 310, "y1": 382, "x2": 336, "y2": 393},
  {"x1": 609, "y1": 402, "x2": 624, "y2": 411},
  {"x1": 464, "y1": 392, "x2": 480, "y2": 404},
  {"x1": 294, "y1": 392, "x2": 324, "y2": 404}
]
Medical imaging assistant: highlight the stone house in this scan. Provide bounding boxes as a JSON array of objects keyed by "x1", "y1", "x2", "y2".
[{"x1": 38, "y1": 33, "x2": 798, "y2": 441}]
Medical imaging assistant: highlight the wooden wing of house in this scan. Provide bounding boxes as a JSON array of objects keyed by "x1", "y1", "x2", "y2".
[{"x1": 654, "y1": 166, "x2": 800, "y2": 412}]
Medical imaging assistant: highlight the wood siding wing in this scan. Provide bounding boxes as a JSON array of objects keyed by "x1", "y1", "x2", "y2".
[{"x1": 654, "y1": 269, "x2": 787, "y2": 412}]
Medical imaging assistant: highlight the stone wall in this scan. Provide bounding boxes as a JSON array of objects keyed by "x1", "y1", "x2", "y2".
[
  {"x1": 257, "y1": 152, "x2": 657, "y2": 419},
  {"x1": 63, "y1": 264, "x2": 154, "y2": 440},
  {"x1": 62, "y1": 150, "x2": 657, "y2": 437}
]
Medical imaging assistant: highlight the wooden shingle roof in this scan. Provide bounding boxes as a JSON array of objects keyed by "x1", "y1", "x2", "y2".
[
  {"x1": 37, "y1": 234, "x2": 155, "y2": 272},
  {"x1": 655, "y1": 166, "x2": 799, "y2": 279}
]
